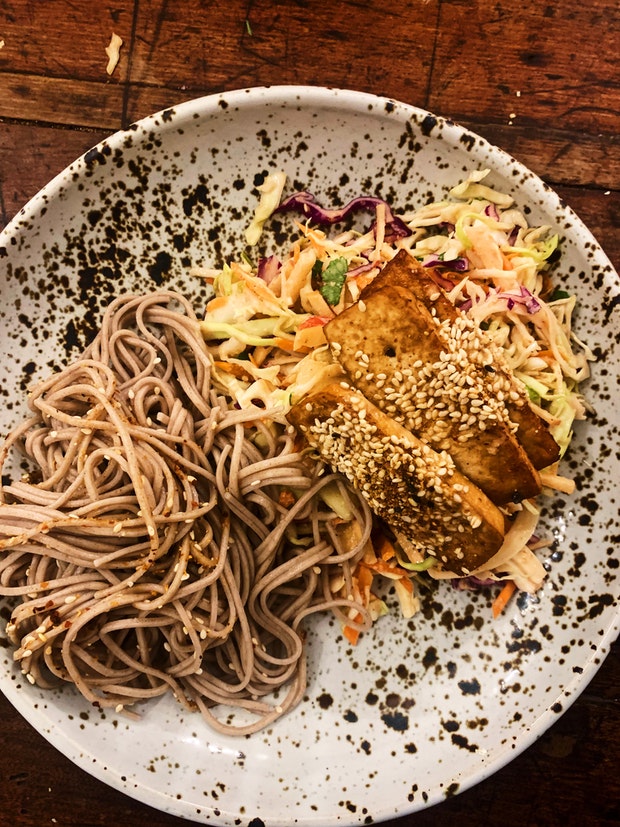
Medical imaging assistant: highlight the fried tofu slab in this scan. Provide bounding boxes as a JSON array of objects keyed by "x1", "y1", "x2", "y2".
[
  {"x1": 324, "y1": 280, "x2": 542, "y2": 505},
  {"x1": 288, "y1": 383, "x2": 505, "y2": 575},
  {"x1": 363, "y1": 250, "x2": 560, "y2": 471}
]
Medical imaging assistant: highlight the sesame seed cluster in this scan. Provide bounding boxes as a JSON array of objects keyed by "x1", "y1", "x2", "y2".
[
  {"x1": 291, "y1": 386, "x2": 504, "y2": 572},
  {"x1": 333, "y1": 304, "x2": 522, "y2": 454},
  {"x1": 324, "y1": 279, "x2": 548, "y2": 506}
]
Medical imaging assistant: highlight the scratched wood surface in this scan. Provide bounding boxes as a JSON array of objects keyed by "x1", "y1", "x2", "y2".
[{"x1": 0, "y1": 1, "x2": 619, "y2": 825}]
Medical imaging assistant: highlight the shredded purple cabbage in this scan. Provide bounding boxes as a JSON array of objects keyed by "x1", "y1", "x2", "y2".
[
  {"x1": 257, "y1": 255, "x2": 281, "y2": 285},
  {"x1": 497, "y1": 285, "x2": 541, "y2": 314},
  {"x1": 452, "y1": 575, "x2": 497, "y2": 591},
  {"x1": 484, "y1": 203, "x2": 500, "y2": 221},
  {"x1": 274, "y1": 191, "x2": 412, "y2": 242},
  {"x1": 422, "y1": 254, "x2": 469, "y2": 272},
  {"x1": 347, "y1": 261, "x2": 377, "y2": 279},
  {"x1": 507, "y1": 226, "x2": 520, "y2": 246}
]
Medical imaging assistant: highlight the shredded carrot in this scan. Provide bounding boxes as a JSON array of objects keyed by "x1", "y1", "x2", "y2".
[
  {"x1": 395, "y1": 574, "x2": 414, "y2": 593},
  {"x1": 356, "y1": 563, "x2": 374, "y2": 593},
  {"x1": 274, "y1": 336, "x2": 309, "y2": 354},
  {"x1": 296, "y1": 221, "x2": 328, "y2": 255},
  {"x1": 231, "y1": 261, "x2": 283, "y2": 304},
  {"x1": 492, "y1": 580, "x2": 517, "y2": 618},
  {"x1": 343, "y1": 624, "x2": 360, "y2": 645},
  {"x1": 206, "y1": 296, "x2": 228, "y2": 312},
  {"x1": 367, "y1": 559, "x2": 409, "y2": 579},
  {"x1": 293, "y1": 323, "x2": 326, "y2": 351},
  {"x1": 501, "y1": 251, "x2": 515, "y2": 270},
  {"x1": 342, "y1": 611, "x2": 364, "y2": 645},
  {"x1": 374, "y1": 533, "x2": 397, "y2": 561},
  {"x1": 273, "y1": 337, "x2": 296, "y2": 352},
  {"x1": 297, "y1": 315, "x2": 331, "y2": 329},
  {"x1": 352, "y1": 271, "x2": 379, "y2": 292},
  {"x1": 213, "y1": 361, "x2": 251, "y2": 379}
]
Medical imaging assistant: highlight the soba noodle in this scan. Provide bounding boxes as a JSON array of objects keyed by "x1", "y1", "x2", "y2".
[{"x1": 0, "y1": 291, "x2": 372, "y2": 735}]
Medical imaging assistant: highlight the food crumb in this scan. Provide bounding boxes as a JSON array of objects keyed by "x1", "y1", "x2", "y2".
[
  {"x1": 0, "y1": 39, "x2": 5, "y2": 50},
  {"x1": 105, "y1": 32, "x2": 123, "y2": 76}
]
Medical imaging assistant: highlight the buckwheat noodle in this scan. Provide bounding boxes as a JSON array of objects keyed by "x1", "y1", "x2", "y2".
[{"x1": 0, "y1": 291, "x2": 372, "y2": 735}]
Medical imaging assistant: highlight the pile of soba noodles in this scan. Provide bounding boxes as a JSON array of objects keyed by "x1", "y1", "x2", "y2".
[{"x1": 0, "y1": 292, "x2": 372, "y2": 734}]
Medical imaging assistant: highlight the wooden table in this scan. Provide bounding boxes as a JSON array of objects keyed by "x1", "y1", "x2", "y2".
[{"x1": 0, "y1": 2, "x2": 618, "y2": 825}]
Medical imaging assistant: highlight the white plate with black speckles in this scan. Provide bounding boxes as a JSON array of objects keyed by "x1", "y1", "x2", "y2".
[{"x1": 1, "y1": 86, "x2": 619, "y2": 825}]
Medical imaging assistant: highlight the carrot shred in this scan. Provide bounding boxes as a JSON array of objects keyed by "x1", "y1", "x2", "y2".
[
  {"x1": 213, "y1": 361, "x2": 251, "y2": 379},
  {"x1": 356, "y1": 563, "x2": 374, "y2": 593},
  {"x1": 343, "y1": 625, "x2": 360, "y2": 645},
  {"x1": 342, "y1": 610, "x2": 365, "y2": 645},
  {"x1": 374, "y1": 533, "x2": 397, "y2": 562},
  {"x1": 206, "y1": 295, "x2": 228, "y2": 312},
  {"x1": 273, "y1": 337, "x2": 298, "y2": 352},
  {"x1": 492, "y1": 580, "x2": 517, "y2": 618}
]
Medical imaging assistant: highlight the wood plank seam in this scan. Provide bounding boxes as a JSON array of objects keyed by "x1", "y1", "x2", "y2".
[
  {"x1": 120, "y1": 0, "x2": 142, "y2": 129},
  {"x1": 423, "y1": 0, "x2": 444, "y2": 110}
]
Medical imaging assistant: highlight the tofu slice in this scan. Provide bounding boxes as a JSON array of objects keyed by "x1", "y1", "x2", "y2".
[
  {"x1": 365, "y1": 250, "x2": 560, "y2": 470},
  {"x1": 324, "y1": 282, "x2": 542, "y2": 505},
  {"x1": 288, "y1": 382, "x2": 505, "y2": 575}
]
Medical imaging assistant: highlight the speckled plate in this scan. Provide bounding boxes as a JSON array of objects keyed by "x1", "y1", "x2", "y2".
[{"x1": 1, "y1": 86, "x2": 619, "y2": 825}]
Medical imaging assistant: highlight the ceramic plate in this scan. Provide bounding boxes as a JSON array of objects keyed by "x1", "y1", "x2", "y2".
[{"x1": 1, "y1": 86, "x2": 618, "y2": 825}]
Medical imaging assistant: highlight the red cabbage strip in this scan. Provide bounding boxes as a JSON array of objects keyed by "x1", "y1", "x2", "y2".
[
  {"x1": 421, "y1": 254, "x2": 469, "y2": 272},
  {"x1": 452, "y1": 575, "x2": 497, "y2": 590},
  {"x1": 274, "y1": 191, "x2": 412, "y2": 241},
  {"x1": 484, "y1": 203, "x2": 501, "y2": 221},
  {"x1": 347, "y1": 261, "x2": 377, "y2": 279},
  {"x1": 496, "y1": 285, "x2": 541, "y2": 314},
  {"x1": 257, "y1": 254, "x2": 281, "y2": 284}
]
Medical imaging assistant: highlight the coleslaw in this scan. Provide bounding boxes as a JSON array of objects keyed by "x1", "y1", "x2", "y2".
[{"x1": 191, "y1": 169, "x2": 595, "y2": 636}]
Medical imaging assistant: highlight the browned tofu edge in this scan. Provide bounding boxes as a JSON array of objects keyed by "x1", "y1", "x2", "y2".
[
  {"x1": 288, "y1": 382, "x2": 506, "y2": 575},
  {"x1": 363, "y1": 249, "x2": 561, "y2": 469},
  {"x1": 324, "y1": 283, "x2": 542, "y2": 504}
]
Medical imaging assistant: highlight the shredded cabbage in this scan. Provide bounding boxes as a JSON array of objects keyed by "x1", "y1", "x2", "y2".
[{"x1": 192, "y1": 168, "x2": 595, "y2": 635}]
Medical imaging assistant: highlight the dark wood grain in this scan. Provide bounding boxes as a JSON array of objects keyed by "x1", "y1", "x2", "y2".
[{"x1": 0, "y1": 1, "x2": 618, "y2": 825}]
